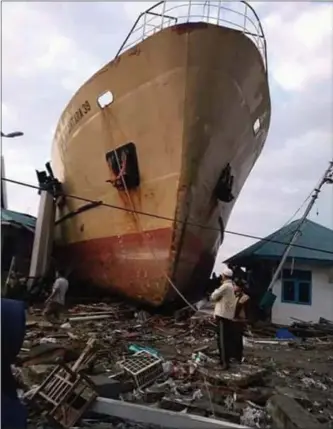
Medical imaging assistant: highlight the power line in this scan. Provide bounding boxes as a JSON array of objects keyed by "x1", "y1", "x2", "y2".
[
  {"x1": 2, "y1": 176, "x2": 333, "y2": 256},
  {"x1": 267, "y1": 160, "x2": 333, "y2": 291},
  {"x1": 253, "y1": 179, "x2": 323, "y2": 257},
  {"x1": 282, "y1": 190, "x2": 313, "y2": 228},
  {"x1": 282, "y1": 163, "x2": 333, "y2": 228}
]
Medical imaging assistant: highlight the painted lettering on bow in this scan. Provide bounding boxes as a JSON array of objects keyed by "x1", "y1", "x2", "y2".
[{"x1": 60, "y1": 100, "x2": 91, "y2": 139}]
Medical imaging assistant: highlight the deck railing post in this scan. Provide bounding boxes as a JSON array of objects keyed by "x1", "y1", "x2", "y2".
[
  {"x1": 116, "y1": 0, "x2": 267, "y2": 73},
  {"x1": 142, "y1": 13, "x2": 147, "y2": 39},
  {"x1": 161, "y1": 1, "x2": 166, "y2": 30},
  {"x1": 216, "y1": 0, "x2": 221, "y2": 25},
  {"x1": 187, "y1": 0, "x2": 191, "y2": 22}
]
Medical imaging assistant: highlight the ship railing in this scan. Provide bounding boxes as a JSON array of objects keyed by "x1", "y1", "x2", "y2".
[{"x1": 116, "y1": 1, "x2": 267, "y2": 71}]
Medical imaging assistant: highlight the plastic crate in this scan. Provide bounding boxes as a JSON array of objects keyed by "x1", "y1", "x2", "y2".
[{"x1": 118, "y1": 351, "x2": 163, "y2": 388}]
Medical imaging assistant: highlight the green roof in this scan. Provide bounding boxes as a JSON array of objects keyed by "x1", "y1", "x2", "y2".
[
  {"x1": 226, "y1": 219, "x2": 333, "y2": 264},
  {"x1": 1, "y1": 208, "x2": 36, "y2": 232}
]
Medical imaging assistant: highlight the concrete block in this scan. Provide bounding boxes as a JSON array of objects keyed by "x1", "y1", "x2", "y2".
[
  {"x1": 199, "y1": 364, "x2": 266, "y2": 388},
  {"x1": 267, "y1": 394, "x2": 324, "y2": 429},
  {"x1": 89, "y1": 376, "x2": 122, "y2": 399},
  {"x1": 90, "y1": 375, "x2": 134, "y2": 399}
]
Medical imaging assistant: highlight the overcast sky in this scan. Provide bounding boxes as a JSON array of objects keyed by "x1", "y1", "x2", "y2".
[{"x1": 2, "y1": 1, "x2": 333, "y2": 266}]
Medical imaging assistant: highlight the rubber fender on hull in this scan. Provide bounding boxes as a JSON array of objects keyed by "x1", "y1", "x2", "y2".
[{"x1": 214, "y1": 163, "x2": 235, "y2": 203}]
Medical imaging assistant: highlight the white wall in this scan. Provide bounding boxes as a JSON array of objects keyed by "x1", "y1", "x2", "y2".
[{"x1": 271, "y1": 262, "x2": 333, "y2": 326}]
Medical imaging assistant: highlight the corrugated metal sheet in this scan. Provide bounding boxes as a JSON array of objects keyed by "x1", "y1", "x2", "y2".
[
  {"x1": 1, "y1": 208, "x2": 36, "y2": 231},
  {"x1": 226, "y1": 219, "x2": 333, "y2": 264}
]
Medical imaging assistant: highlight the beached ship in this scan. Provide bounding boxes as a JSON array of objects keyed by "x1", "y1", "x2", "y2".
[{"x1": 52, "y1": 1, "x2": 271, "y2": 306}]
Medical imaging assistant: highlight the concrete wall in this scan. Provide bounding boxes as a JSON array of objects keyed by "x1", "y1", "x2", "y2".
[{"x1": 271, "y1": 262, "x2": 333, "y2": 325}]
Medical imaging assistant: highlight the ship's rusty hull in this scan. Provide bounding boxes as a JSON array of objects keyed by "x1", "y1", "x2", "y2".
[{"x1": 52, "y1": 21, "x2": 271, "y2": 306}]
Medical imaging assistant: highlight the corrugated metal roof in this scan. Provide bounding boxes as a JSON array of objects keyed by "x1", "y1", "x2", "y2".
[
  {"x1": 226, "y1": 219, "x2": 333, "y2": 264},
  {"x1": 1, "y1": 208, "x2": 36, "y2": 231}
]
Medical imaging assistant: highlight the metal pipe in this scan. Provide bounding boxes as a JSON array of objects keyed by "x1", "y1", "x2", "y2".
[{"x1": 69, "y1": 314, "x2": 114, "y2": 322}]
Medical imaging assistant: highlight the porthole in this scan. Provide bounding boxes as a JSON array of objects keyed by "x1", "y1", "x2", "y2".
[{"x1": 97, "y1": 91, "x2": 114, "y2": 108}]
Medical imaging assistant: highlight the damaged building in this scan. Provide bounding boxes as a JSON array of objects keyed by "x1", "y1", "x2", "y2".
[
  {"x1": 1, "y1": 208, "x2": 36, "y2": 295},
  {"x1": 226, "y1": 219, "x2": 333, "y2": 326}
]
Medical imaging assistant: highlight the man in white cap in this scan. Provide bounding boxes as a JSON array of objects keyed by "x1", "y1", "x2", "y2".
[{"x1": 210, "y1": 266, "x2": 236, "y2": 369}]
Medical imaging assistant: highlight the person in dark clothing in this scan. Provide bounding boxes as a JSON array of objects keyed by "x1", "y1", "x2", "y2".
[
  {"x1": 232, "y1": 282, "x2": 250, "y2": 363},
  {"x1": 1, "y1": 298, "x2": 27, "y2": 429}
]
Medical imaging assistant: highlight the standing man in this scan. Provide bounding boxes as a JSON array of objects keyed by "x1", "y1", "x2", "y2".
[
  {"x1": 43, "y1": 270, "x2": 69, "y2": 323},
  {"x1": 210, "y1": 267, "x2": 236, "y2": 370},
  {"x1": 233, "y1": 281, "x2": 250, "y2": 363}
]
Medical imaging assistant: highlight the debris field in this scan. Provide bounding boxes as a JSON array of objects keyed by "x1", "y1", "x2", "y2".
[{"x1": 14, "y1": 301, "x2": 333, "y2": 429}]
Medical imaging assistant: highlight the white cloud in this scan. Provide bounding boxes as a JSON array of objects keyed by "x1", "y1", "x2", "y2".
[
  {"x1": 263, "y1": 3, "x2": 333, "y2": 91},
  {"x1": 123, "y1": 2, "x2": 156, "y2": 21},
  {"x1": 2, "y1": 103, "x2": 17, "y2": 124},
  {"x1": 2, "y1": 2, "x2": 100, "y2": 88},
  {"x1": 1, "y1": 2, "x2": 103, "y2": 215}
]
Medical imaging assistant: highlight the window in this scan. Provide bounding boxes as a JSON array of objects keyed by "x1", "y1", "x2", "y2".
[
  {"x1": 281, "y1": 269, "x2": 312, "y2": 305},
  {"x1": 97, "y1": 91, "x2": 113, "y2": 108}
]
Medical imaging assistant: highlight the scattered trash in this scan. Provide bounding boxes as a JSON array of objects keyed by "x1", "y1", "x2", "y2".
[
  {"x1": 40, "y1": 337, "x2": 57, "y2": 344},
  {"x1": 60, "y1": 322, "x2": 71, "y2": 330},
  {"x1": 302, "y1": 377, "x2": 328, "y2": 391},
  {"x1": 276, "y1": 328, "x2": 295, "y2": 340},
  {"x1": 128, "y1": 344, "x2": 160, "y2": 357},
  {"x1": 11, "y1": 302, "x2": 333, "y2": 429},
  {"x1": 241, "y1": 406, "x2": 268, "y2": 427}
]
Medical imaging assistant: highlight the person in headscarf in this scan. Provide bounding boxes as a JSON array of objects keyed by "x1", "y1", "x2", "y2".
[
  {"x1": 210, "y1": 267, "x2": 236, "y2": 369},
  {"x1": 1, "y1": 298, "x2": 27, "y2": 429}
]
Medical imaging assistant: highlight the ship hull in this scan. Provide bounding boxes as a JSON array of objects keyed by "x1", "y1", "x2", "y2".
[{"x1": 52, "y1": 22, "x2": 270, "y2": 306}]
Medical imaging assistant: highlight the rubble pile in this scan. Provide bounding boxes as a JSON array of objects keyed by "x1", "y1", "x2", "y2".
[
  {"x1": 289, "y1": 317, "x2": 333, "y2": 338},
  {"x1": 14, "y1": 302, "x2": 333, "y2": 429}
]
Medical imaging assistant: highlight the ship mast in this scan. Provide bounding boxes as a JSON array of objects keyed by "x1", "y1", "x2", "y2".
[{"x1": 267, "y1": 160, "x2": 333, "y2": 292}]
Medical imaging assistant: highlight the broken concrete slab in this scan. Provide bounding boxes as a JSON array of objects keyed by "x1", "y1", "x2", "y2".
[
  {"x1": 267, "y1": 394, "x2": 325, "y2": 429},
  {"x1": 275, "y1": 386, "x2": 312, "y2": 408},
  {"x1": 160, "y1": 397, "x2": 241, "y2": 423},
  {"x1": 199, "y1": 364, "x2": 267, "y2": 388},
  {"x1": 92, "y1": 397, "x2": 250, "y2": 429}
]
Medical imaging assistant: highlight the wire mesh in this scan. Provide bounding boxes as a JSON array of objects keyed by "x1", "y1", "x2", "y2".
[{"x1": 118, "y1": 351, "x2": 164, "y2": 388}]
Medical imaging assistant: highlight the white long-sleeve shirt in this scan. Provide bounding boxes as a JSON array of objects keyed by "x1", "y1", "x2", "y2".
[{"x1": 210, "y1": 279, "x2": 236, "y2": 320}]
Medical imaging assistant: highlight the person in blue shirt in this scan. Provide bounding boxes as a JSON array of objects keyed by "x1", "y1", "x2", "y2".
[{"x1": 1, "y1": 298, "x2": 27, "y2": 429}]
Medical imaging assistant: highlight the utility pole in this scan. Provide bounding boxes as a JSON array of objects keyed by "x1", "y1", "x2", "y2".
[{"x1": 267, "y1": 160, "x2": 333, "y2": 292}]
